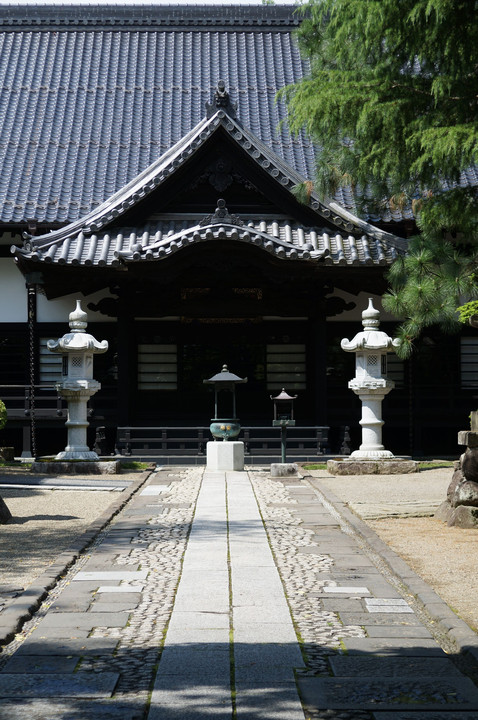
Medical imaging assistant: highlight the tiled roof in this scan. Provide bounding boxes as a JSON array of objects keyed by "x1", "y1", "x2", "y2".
[
  {"x1": 2, "y1": 4, "x2": 473, "y2": 229},
  {"x1": 18, "y1": 107, "x2": 406, "y2": 250},
  {"x1": 13, "y1": 106, "x2": 407, "y2": 268},
  {"x1": 0, "y1": 4, "x2": 316, "y2": 225},
  {"x1": 15, "y1": 213, "x2": 401, "y2": 268}
]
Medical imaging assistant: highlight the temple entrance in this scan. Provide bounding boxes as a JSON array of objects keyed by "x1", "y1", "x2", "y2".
[{"x1": 129, "y1": 319, "x2": 310, "y2": 427}]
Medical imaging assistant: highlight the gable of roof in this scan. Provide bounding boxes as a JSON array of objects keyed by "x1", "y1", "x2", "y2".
[
  {"x1": 13, "y1": 97, "x2": 407, "y2": 271},
  {"x1": 18, "y1": 103, "x2": 406, "y2": 247}
]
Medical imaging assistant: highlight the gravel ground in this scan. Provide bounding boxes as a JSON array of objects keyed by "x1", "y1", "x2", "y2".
[
  {"x1": 312, "y1": 466, "x2": 478, "y2": 632},
  {"x1": 0, "y1": 472, "x2": 135, "y2": 591}
]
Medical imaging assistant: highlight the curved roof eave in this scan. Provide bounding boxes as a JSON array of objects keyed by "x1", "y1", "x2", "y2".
[
  {"x1": 13, "y1": 106, "x2": 406, "y2": 259},
  {"x1": 114, "y1": 221, "x2": 324, "y2": 263}
]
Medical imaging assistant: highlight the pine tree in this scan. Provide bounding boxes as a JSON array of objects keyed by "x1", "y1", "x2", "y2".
[{"x1": 282, "y1": 0, "x2": 478, "y2": 356}]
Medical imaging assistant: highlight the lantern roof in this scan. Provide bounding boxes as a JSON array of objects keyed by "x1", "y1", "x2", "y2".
[
  {"x1": 47, "y1": 300, "x2": 108, "y2": 354},
  {"x1": 340, "y1": 298, "x2": 400, "y2": 353},
  {"x1": 271, "y1": 388, "x2": 297, "y2": 401},
  {"x1": 204, "y1": 364, "x2": 247, "y2": 385}
]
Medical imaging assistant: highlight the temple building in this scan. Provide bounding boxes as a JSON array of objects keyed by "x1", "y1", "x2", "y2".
[{"x1": 0, "y1": 4, "x2": 474, "y2": 458}]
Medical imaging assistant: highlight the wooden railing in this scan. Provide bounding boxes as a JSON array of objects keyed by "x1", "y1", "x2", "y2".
[
  {"x1": 0, "y1": 384, "x2": 65, "y2": 419},
  {"x1": 115, "y1": 425, "x2": 329, "y2": 458}
]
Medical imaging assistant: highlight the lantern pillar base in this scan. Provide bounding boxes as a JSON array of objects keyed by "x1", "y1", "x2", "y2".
[
  {"x1": 206, "y1": 441, "x2": 244, "y2": 471},
  {"x1": 349, "y1": 449, "x2": 395, "y2": 460}
]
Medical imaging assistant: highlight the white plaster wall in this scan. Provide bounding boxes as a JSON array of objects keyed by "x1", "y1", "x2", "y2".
[
  {"x1": 327, "y1": 290, "x2": 397, "y2": 323},
  {"x1": 37, "y1": 289, "x2": 116, "y2": 323},
  {"x1": 0, "y1": 259, "x2": 28, "y2": 322},
  {"x1": 0, "y1": 259, "x2": 116, "y2": 323}
]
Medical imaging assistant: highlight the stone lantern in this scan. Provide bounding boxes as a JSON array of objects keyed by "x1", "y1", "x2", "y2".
[
  {"x1": 47, "y1": 300, "x2": 108, "y2": 460},
  {"x1": 340, "y1": 298, "x2": 399, "y2": 459}
]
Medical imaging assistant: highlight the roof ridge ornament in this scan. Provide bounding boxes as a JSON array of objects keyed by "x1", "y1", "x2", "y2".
[
  {"x1": 200, "y1": 199, "x2": 244, "y2": 227},
  {"x1": 206, "y1": 80, "x2": 237, "y2": 118}
]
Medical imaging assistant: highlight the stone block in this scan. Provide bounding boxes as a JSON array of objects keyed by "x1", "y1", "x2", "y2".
[
  {"x1": 206, "y1": 441, "x2": 244, "y2": 471},
  {"x1": 454, "y1": 479, "x2": 478, "y2": 507},
  {"x1": 434, "y1": 500, "x2": 453, "y2": 523},
  {"x1": 270, "y1": 463, "x2": 299, "y2": 478},
  {"x1": 447, "y1": 469, "x2": 463, "y2": 500},
  {"x1": 458, "y1": 430, "x2": 478, "y2": 447},
  {"x1": 448, "y1": 504, "x2": 478, "y2": 528},
  {"x1": 461, "y1": 447, "x2": 478, "y2": 483}
]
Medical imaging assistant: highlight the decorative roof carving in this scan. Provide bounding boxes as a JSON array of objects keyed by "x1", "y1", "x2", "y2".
[
  {"x1": 199, "y1": 199, "x2": 244, "y2": 227},
  {"x1": 206, "y1": 81, "x2": 237, "y2": 119}
]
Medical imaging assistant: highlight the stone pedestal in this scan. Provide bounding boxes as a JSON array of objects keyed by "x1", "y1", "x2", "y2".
[
  {"x1": 348, "y1": 383, "x2": 394, "y2": 459},
  {"x1": 327, "y1": 458, "x2": 419, "y2": 475},
  {"x1": 55, "y1": 384, "x2": 100, "y2": 460},
  {"x1": 206, "y1": 441, "x2": 244, "y2": 471}
]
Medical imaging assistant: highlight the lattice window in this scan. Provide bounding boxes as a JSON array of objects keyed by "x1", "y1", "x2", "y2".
[
  {"x1": 461, "y1": 337, "x2": 478, "y2": 388},
  {"x1": 39, "y1": 338, "x2": 62, "y2": 384},
  {"x1": 72, "y1": 356, "x2": 82, "y2": 368},
  {"x1": 138, "y1": 344, "x2": 178, "y2": 390},
  {"x1": 368, "y1": 355, "x2": 378, "y2": 366},
  {"x1": 266, "y1": 344, "x2": 306, "y2": 391},
  {"x1": 387, "y1": 354, "x2": 405, "y2": 388}
]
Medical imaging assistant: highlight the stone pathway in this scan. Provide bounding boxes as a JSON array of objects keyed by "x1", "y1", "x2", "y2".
[{"x1": 0, "y1": 466, "x2": 478, "y2": 719}]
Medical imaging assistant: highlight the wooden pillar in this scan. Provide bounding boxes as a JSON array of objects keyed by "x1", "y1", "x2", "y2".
[
  {"x1": 308, "y1": 299, "x2": 327, "y2": 426},
  {"x1": 25, "y1": 277, "x2": 39, "y2": 458},
  {"x1": 116, "y1": 288, "x2": 134, "y2": 427}
]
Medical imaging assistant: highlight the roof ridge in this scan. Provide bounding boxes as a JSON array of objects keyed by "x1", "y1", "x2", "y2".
[{"x1": 0, "y1": 4, "x2": 300, "y2": 31}]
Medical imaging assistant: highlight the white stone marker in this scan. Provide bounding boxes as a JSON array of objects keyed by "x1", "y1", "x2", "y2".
[{"x1": 206, "y1": 440, "x2": 245, "y2": 471}]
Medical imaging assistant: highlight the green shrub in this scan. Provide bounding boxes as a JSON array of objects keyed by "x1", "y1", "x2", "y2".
[{"x1": 0, "y1": 399, "x2": 6, "y2": 431}]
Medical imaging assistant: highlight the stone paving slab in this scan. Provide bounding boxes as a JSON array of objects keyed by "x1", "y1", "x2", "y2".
[
  {"x1": 72, "y1": 570, "x2": 148, "y2": 581},
  {"x1": 0, "y1": 672, "x2": 119, "y2": 697},
  {"x1": 96, "y1": 587, "x2": 142, "y2": 595},
  {"x1": 364, "y1": 625, "x2": 433, "y2": 638},
  {"x1": 373, "y1": 713, "x2": 478, "y2": 719},
  {"x1": 148, "y1": 682, "x2": 232, "y2": 720},
  {"x1": 341, "y1": 637, "x2": 446, "y2": 655},
  {"x1": 14, "y1": 637, "x2": 119, "y2": 656},
  {"x1": 3, "y1": 466, "x2": 478, "y2": 719},
  {"x1": 234, "y1": 644, "x2": 303, "y2": 683},
  {"x1": 329, "y1": 656, "x2": 464, "y2": 678},
  {"x1": 35, "y1": 611, "x2": 131, "y2": 629},
  {"x1": 0, "y1": 698, "x2": 145, "y2": 720},
  {"x1": 2, "y1": 655, "x2": 79, "y2": 673},
  {"x1": 339, "y1": 612, "x2": 423, "y2": 626},
  {"x1": 234, "y1": 682, "x2": 307, "y2": 720},
  {"x1": 297, "y1": 675, "x2": 478, "y2": 711}
]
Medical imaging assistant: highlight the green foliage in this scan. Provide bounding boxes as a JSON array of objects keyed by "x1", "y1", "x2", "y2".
[
  {"x1": 283, "y1": 0, "x2": 478, "y2": 351},
  {"x1": 0, "y1": 399, "x2": 6, "y2": 431},
  {"x1": 457, "y1": 301, "x2": 478, "y2": 325}
]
